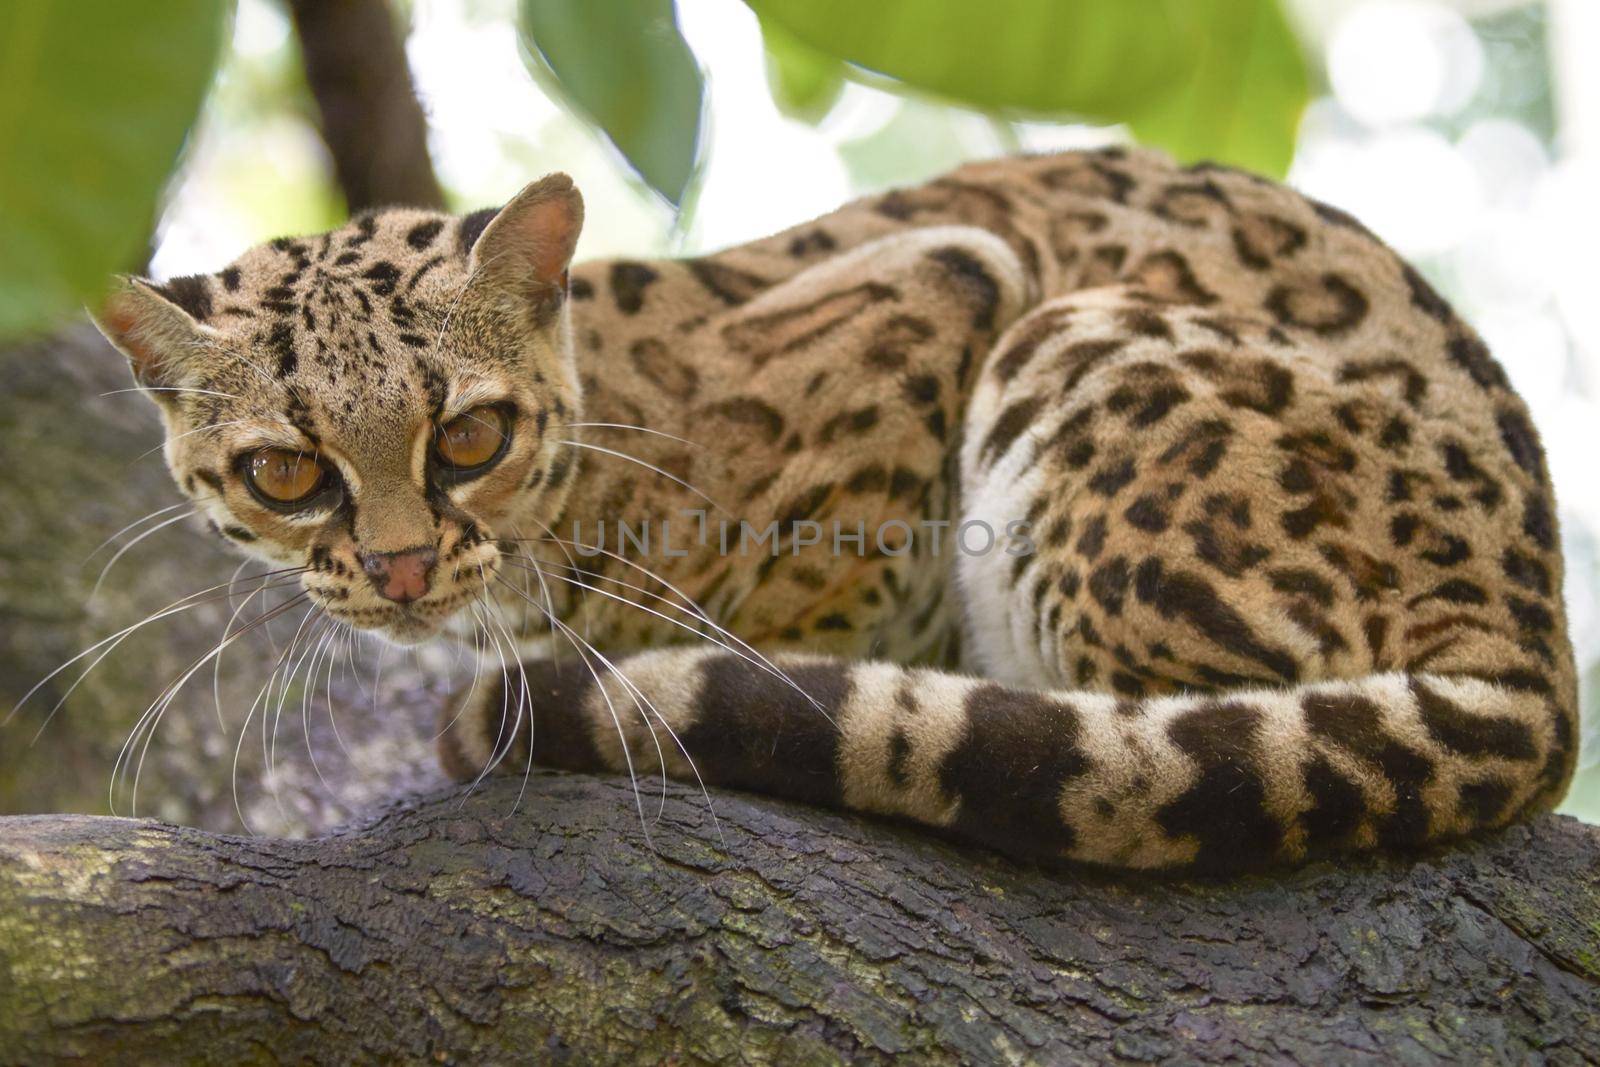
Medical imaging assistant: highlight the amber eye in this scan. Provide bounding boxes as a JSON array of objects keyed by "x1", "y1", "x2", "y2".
[
  {"x1": 435, "y1": 405, "x2": 509, "y2": 471},
  {"x1": 244, "y1": 448, "x2": 328, "y2": 505}
]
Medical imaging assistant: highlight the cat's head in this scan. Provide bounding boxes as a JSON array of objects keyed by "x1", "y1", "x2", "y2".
[{"x1": 94, "y1": 174, "x2": 584, "y2": 644}]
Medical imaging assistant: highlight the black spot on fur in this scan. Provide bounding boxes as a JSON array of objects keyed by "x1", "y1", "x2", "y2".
[
  {"x1": 1501, "y1": 548, "x2": 1552, "y2": 596},
  {"x1": 776, "y1": 484, "x2": 833, "y2": 529},
  {"x1": 788, "y1": 229, "x2": 837, "y2": 257},
  {"x1": 904, "y1": 374, "x2": 940, "y2": 405},
  {"x1": 1302, "y1": 690, "x2": 1434, "y2": 846},
  {"x1": 1412, "y1": 678, "x2": 1537, "y2": 761},
  {"x1": 818, "y1": 405, "x2": 880, "y2": 445},
  {"x1": 1268, "y1": 567, "x2": 1335, "y2": 606},
  {"x1": 1299, "y1": 755, "x2": 1365, "y2": 848},
  {"x1": 1506, "y1": 595, "x2": 1554, "y2": 635},
  {"x1": 1088, "y1": 557, "x2": 1131, "y2": 616},
  {"x1": 846, "y1": 465, "x2": 888, "y2": 494},
  {"x1": 682, "y1": 657, "x2": 851, "y2": 808},
  {"x1": 1496, "y1": 408, "x2": 1543, "y2": 476},
  {"x1": 406, "y1": 219, "x2": 445, "y2": 250},
  {"x1": 1156, "y1": 702, "x2": 1281, "y2": 870},
  {"x1": 1522, "y1": 493, "x2": 1555, "y2": 550},
  {"x1": 703, "y1": 397, "x2": 786, "y2": 444},
  {"x1": 1120, "y1": 307, "x2": 1174, "y2": 341},
  {"x1": 546, "y1": 454, "x2": 571, "y2": 488},
  {"x1": 156, "y1": 275, "x2": 213, "y2": 322},
  {"x1": 458, "y1": 206, "x2": 498, "y2": 255},
  {"x1": 885, "y1": 726, "x2": 912, "y2": 788},
  {"x1": 1407, "y1": 577, "x2": 1487, "y2": 607},
  {"x1": 1108, "y1": 381, "x2": 1189, "y2": 427},
  {"x1": 888, "y1": 467, "x2": 922, "y2": 501},
  {"x1": 1309, "y1": 197, "x2": 1373, "y2": 235},
  {"x1": 1230, "y1": 214, "x2": 1306, "y2": 270},
  {"x1": 980, "y1": 397, "x2": 1042, "y2": 464},
  {"x1": 488, "y1": 660, "x2": 605, "y2": 775},
  {"x1": 989, "y1": 310, "x2": 1071, "y2": 382},
  {"x1": 687, "y1": 259, "x2": 767, "y2": 306},
  {"x1": 362, "y1": 262, "x2": 400, "y2": 297},
  {"x1": 1264, "y1": 273, "x2": 1369, "y2": 336},
  {"x1": 928, "y1": 246, "x2": 1000, "y2": 331},
  {"x1": 1446, "y1": 334, "x2": 1508, "y2": 390},
  {"x1": 1123, "y1": 494, "x2": 1170, "y2": 533},
  {"x1": 610, "y1": 261, "x2": 659, "y2": 314},
  {"x1": 1075, "y1": 515, "x2": 1108, "y2": 560},
  {"x1": 1457, "y1": 778, "x2": 1512, "y2": 826},
  {"x1": 1133, "y1": 558, "x2": 1299, "y2": 682},
  {"x1": 1401, "y1": 262, "x2": 1453, "y2": 322},
  {"x1": 939, "y1": 684, "x2": 1088, "y2": 855},
  {"x1": 1088, "y1": 458, "x2": 1136, "y2": 498},
  {"x1": 268, "y1": 322, "x2": 296, "y2": 376}
]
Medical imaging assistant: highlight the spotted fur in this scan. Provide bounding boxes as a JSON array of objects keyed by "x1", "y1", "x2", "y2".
[{"x1": 101, "y1": 149, "x2": 1576, "y2": 871}]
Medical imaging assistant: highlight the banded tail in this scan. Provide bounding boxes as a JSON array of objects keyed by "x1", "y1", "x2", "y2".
[{"x1": 440, "y1": 648, "x2": 1570, "y2": 872}]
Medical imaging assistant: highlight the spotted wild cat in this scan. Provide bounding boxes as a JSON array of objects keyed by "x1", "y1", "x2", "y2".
[{"x1": 93, "y1": 148, "x2": 1577, "y2": 871}]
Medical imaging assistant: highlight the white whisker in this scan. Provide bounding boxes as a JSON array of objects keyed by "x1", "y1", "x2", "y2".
[
  {"x1": 486, "y1": 580, "x2": 653, "y2": 844},
  {"x1": 557, "y1": 439, "x2": 727, "y2": 515},
  {"x1": 508, "y1": 535, "x2": 830, "y2": 726},
  {"x1": 88, "y1": 511, "x2": 197, "y2": 602},
  {"x1": 111, "y1": 591, "x2": 311, "y2": 818},
  {"x1": 226, "y1": 600, "x2": 319, "y2": 832},
  {"x1": 84, "y1": 501, "x2": 191, "y2": 564},
  {"x1": 568, "y1": 422, "x2": 704, "y2": 450},
  {"x1": 524, "y1": 516, "x2": 590, "y2": 640},
  {"x1": 132, "y1": 421, "x2": 249, "y2": 462},
  {"x1": 99, "y1": 386, "x2": 241, "y2": 401},
  {"x1": 494, "y1": 574, "x2": 711, "y2": 837},
  {"x1": 11, "y1": 568, "x2": 308, "y2": 737}
]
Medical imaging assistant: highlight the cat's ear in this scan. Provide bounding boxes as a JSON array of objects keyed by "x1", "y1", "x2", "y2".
[
  {"x1": 92, "y1": 276, "x2": 217, "y2": 400},
  {"x1": 466, "y1": 173, "x2": 584, "y2": 311}
]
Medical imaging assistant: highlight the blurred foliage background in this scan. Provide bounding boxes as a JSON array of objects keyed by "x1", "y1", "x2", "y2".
[{"x1": 1, "y1": 0, "x2": 1596, "y2": 824}]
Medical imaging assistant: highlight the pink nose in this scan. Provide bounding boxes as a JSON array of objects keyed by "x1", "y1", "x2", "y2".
[{"x1": 360, "y1": 547, "x2": 437, "y2": 604}]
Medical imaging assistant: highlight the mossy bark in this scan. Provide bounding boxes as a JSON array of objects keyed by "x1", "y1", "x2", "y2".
[{"x1": 2, "y1": 773, "x2": 1599, "y2": 1065}]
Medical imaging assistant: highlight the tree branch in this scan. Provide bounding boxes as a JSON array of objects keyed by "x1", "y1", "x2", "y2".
[
  {"x1": 286, "y1": 0, "x2": 445, "y2": 212},
  {"x1": 3, "y1": 773, "x2": 1598, "y2": 1063}
]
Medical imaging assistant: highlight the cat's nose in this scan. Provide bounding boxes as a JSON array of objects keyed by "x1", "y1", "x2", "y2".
[{"x1": 359, "y1": 546, "x2": 438, "y2": 604}]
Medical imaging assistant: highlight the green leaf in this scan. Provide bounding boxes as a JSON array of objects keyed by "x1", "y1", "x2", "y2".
[
  {"x1": 0, "y1": 0, "x2": 229, "y2": 340},
  {"x1": 518, "y1": 0, "x2": 705, "y2": 209},
  {"x1": 745, "y1": 0, "x2": 1309, "y2": 177},
  {"x1": 760, "y1": 17, "x2": 844, "y2": 125},
  {"x1": 746, "y1": 0, "x2": 1192, "y2": 119},
  {"x1": 1124, "y1": 1, "x2": 1309, "y2": 177}
]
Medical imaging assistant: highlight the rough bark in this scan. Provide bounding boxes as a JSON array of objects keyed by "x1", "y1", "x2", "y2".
[
  {"x1": 2, "y1": 773, "x2": 1598, "y2": 1065},
  {"x1": 286, "y1": 0, "x2": 445, "y2": 212}
]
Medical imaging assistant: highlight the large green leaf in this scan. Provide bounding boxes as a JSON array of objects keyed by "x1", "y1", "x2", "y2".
[
  {"x1": 745, "y1": 0, "x2": 1309, "y2": 176},
  {"x1": 518, "y1": 0, "x2": 705, "y2": 209},
  {"x1": 1124, "y1": 1, "x2": 1308, "y2": 177},
  {"x1": 0, "y1": 0, "x2": 229, "y2": 339}
]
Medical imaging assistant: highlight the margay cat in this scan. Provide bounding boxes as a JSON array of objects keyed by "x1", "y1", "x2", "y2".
[{"x1": 96, "y1": 148, "x2": 1577, "y2": 871}]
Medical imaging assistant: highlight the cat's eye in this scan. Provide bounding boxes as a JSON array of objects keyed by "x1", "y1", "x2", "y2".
[
  {"x1": 434, "y1": 405, "x2": 510, "y2": 472},
  {"x1": 244, "y1": 448, "x2": 329, "y2": 506}
]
